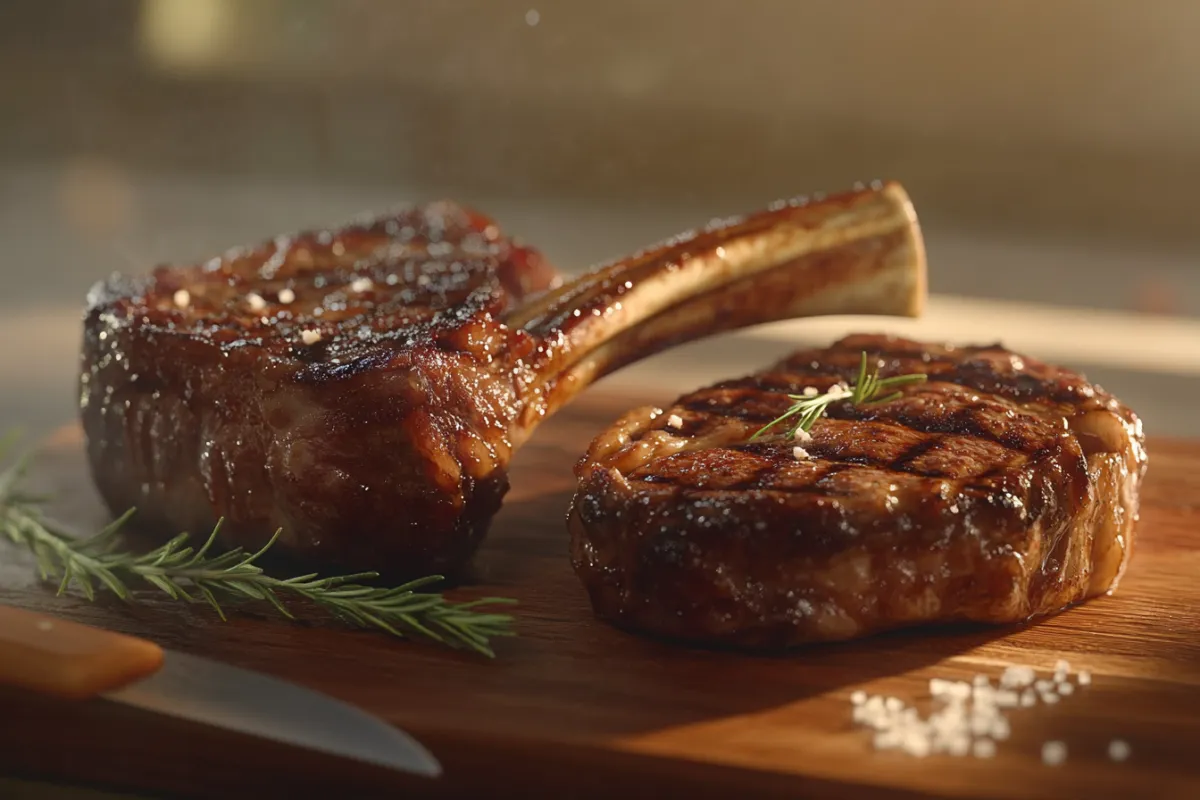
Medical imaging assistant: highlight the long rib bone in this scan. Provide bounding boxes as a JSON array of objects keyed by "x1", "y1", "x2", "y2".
[{"x1": 507, "y1": 180, "x2": 926, "y2": 438}]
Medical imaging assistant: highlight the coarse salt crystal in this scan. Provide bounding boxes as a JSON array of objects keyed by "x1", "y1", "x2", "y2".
[
  {"x1": 947, "y1": 681, "x2": 972, "y2": 701},
  {"x1": 932, "y1": 707, "x2": 964, "y2": 732},
  {"x1": 278, "y1": 288, "x2": 296, "y2": 304},
  {"x1": 666, "y1": 414, "x2": 684, "y2": 429},
  {"x1": 1077, "y1": 670, "x2": 1092, "y2": 685},
  {"x1": 1108, "y1": 739, "x2": 1131, "y2": 762},
  {"x1": 802, "y1": 386, "x2": 819, "y2": 397},
  {"x1": 173, "y1": 289, "x2": 190, "y2": 307},
  {"x1": 1057, "y1": 681, "x2": 1075, "y2": 696},
  {"x1": 1041, "y1": 740, "x2": 1067, "y2": 766},
  {"x1": 972, "y1": 739, "x2": 996, "y2": 758},
  {"x1": 1054, "y1": 659, "x2": 1071, "y2": 675},
  {"x1": 793, "y1": 446, "x2": 810, "y2": 460},
  {"x1": 853, "y1": 662, "x2": 1084, "y2": 762},
  {"x1": 793, "y1": 427, "x2": 813, "y2": 443},
  {"x1": 1001, "y1": 665, "x2": 1036, "y2": 687},
  {"x1": 990, "y1": 717, "x2": 1011, "y2": 741},
  {"x1": 903, "y1": 737, "x2": 931, "y2": 758},
  {"x1": 300, "y1": 329, "x2": 323, "y2": 345},
  {"x1": 349, "y1": 276, "x2": 374, "y2": 293},
  {"x1": 932, "y1": 732, "x2": 957, "y2": 754},
  {"x1": 971, "y1": 705, "x2": 997, "y2": 721},
  {"x1": 246, "y1": 292, "x2": 266, "y2": 311}
]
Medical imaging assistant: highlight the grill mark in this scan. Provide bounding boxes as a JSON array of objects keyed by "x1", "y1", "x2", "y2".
[
  {"x1": 739, "y1": 441, "x2": 789, "y2": 458},
  {"x1": 810, "y1": 462, "x2": 858, "y2": 490},
  {"x1": 678, "y1": 388, "x2": 779, "y2": 416},
  {"x1": 837, "y1": 399, "x2": 1045, "y2": 455},
  {"x1": 649, "y1": 482, "x2": 853, "y2": 499},
  {"x1": 676, "y1": 376, "x2": 1073, "y2": 449},
  {"x1": 774, "y1": 339, "x2": 1106, "y2": 410},
  {"x1": 659, "y1": 397, "x2": 1055, "y2": 482},
  {"x1": 631, "y1": 439, "x2": 1033, "y2": 492},
  {"x1": 624, "y1": 468, "x2": 1021, "y2": 508},
  {"x1": 886, "y1": 435, "x2": 946, "y2": 471},
  {"x1": 867, "y1": 341, "x2": 952, "y2": 369},
  {"x1": 636, "y1": 338, "x2": 1107, "y2": 494},
  {"x1": 88, "y1": 203, "x2": 552, "y2": 371},
  {"x1": 677, "y1": 372, "x2": 848, "y2": 413},
  {"x1": 628, "y1": 432, "x2": 1065, "y2": 499},
  {"x1": 724, "y1": 463, "x2": 788, "y2": 491},
  {"x1": 933, "y1": 363, "x2": 1054, "y2": 403}
]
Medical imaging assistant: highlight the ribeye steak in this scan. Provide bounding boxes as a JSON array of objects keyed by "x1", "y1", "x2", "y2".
[
  {"x1": 569, "y1": 334, "x2": 1147, "y2": 649},
  {"x1": 81, "y1": 184, "x2": 927, "y2": 578}
]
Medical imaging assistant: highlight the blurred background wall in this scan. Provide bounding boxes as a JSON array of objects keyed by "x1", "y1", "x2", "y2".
[{"x1": 1, "y1": 0, "x2": 1197, "y2": 436}]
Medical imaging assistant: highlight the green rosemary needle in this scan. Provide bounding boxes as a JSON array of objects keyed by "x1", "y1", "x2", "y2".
[
  {"x1": 749, "y1": 351, "x2": 928, "y2": 441},
  {"x1": 0, "y1": 440, "x2": 516, "y2": 658}
]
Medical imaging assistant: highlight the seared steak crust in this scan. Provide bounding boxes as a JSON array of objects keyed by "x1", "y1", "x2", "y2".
[
  {"x1": 569, "y1": 334, "x2": 1147, "y2": 649},
  {"x1": 80, "y1": 202, "x2": 559, "y2": 577}
]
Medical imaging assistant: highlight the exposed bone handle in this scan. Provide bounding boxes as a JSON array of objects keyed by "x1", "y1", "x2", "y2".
[{"x1": 510, "y1": 181, "x2": 926, "y2": 412}]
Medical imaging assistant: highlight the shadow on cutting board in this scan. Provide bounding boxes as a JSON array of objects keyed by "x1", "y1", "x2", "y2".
[
  {"x1": 0, "y1": 402, "x2": 1015, "y2": 726},
  {"x1": 0, "y1": 398, "x2": 1046, "y2": 800}
]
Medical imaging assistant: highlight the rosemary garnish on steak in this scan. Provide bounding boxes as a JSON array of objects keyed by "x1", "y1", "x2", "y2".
[
  {"x1": 0, "y1": 436, "x2": 517, "y2": 657},
  {"x1": 749, "y1": 351, "x2": 927, "y2": 441}
]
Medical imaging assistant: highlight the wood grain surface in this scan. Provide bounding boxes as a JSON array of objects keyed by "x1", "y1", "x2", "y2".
[{"x1": 0, "y1": 392, "x2": 1198, "y2": 800}]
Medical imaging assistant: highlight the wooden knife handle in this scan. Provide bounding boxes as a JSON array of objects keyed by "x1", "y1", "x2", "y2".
[{"x1": 0, "y1": 605, "x2": 163, "y2": 700}]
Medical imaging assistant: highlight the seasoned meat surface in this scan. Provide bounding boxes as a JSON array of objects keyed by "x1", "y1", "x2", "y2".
[
  {"x1": 569, "y1": 334, "x2": 1147, "y2": 649},
  {"x1": 81, "y1": 202, "x2": 560, "y2": 577}
]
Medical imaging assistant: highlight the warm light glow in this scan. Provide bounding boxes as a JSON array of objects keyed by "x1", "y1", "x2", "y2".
[
  {"x1": 740, "y1": 295, "x2": 1200, "y2": 379},
  {"x1": 138, "y1": 0, "x2": 236, "y2": 71},
  {"x1": 58, "y1": 156, "x2": 134, "y2": 238}
]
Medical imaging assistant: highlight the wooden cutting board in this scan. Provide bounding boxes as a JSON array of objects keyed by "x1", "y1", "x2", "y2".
[{"x1": 1, "y1": 391, "x2": 1198, "y2": 800}]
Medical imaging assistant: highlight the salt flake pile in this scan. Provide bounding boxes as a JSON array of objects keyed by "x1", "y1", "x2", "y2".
[{"x1": 850, "y1": 660, "x2": 1123, "y2": 764}]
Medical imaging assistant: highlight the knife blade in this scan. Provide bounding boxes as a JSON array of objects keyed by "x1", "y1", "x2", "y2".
[{"x1": 0, "y1": 604, "x2": 441, "y2": 778}]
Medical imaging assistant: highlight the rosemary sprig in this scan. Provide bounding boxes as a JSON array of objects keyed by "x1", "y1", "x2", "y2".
[
  {"x1": 0, "y1": 441, "x2": 516, "y2": 657},
  {"x1": 749, "y1": 351, "x2": 928, "y2": 441}
]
